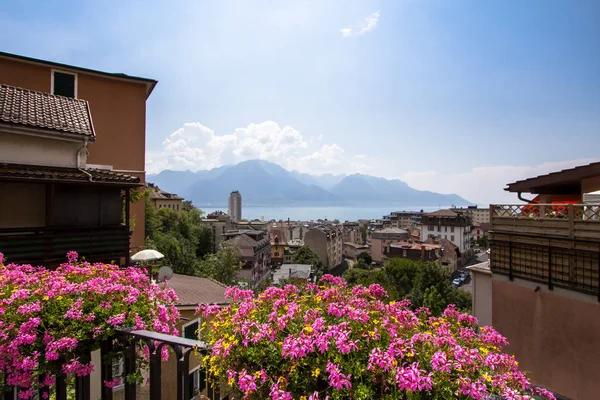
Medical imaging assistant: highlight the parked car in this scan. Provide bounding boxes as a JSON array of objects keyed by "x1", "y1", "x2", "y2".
[{"x1": 452, "y1": 278, "x2": 462, "y2": 287}]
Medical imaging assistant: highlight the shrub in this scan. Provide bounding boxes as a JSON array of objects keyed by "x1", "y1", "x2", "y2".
[
  {"x1": 197, "y1": 275, "x2": 554, "y2": 400},
  {"x1": 0, "y1": 252, "x2": 180, "y2": 398}
]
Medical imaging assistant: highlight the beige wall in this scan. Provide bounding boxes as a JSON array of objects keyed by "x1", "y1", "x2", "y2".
[
  {"x1": 304, "y1": 229, "x2": 328, "y2": 267},
  {"x1": 492, "y1": 278, "x2": 600, "y2": 399},
  {"x1": 467, "y1": 263, "x2": 492, "y2": 326},
  {"x1": 0, "y1": 133, "x2": 85, "y2": 168},
  {"x1": 153, "y1": 199, "x2": 183, "y2": 214},
  {"x1": 0, "y1": 183, "x2": 45, "y2": 228},
  {"x1": 0, "y1": 56, "x2": 150, "y2": 250}
]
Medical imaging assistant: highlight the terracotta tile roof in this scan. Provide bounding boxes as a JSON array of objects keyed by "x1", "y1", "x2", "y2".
[
  {"x1": 147, "y1": 187, "x2": 184, "y2": 200},
  {"x1": 0, "y1": 84, "x2": 95, "y2": 139},
  {"x1": 424, "y1": 209, "x2": 458, "y2": 217},
  {"x1": 166, "y1": 274, "x2": 231, "y2": 306},
  {"x1": 0, "y1": 163, "x2": 140, "y2": 185}
]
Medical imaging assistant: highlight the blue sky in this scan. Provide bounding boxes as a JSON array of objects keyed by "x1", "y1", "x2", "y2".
[{"x1": 2, "y1": 0, "x2": 599, "y2": 203}]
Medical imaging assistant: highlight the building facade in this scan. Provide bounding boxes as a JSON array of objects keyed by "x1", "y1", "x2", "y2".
[
  {"x1": 199, "y1": 211, "x2": 232, "y2": 252},
  {"x1": 228, "y1": 190, "x2": 242, "y2": 223},
  {"x1": 370, "y1": 228, "x2": 411, "y2": 263},
  {"x1": 450, "y1": 205, "x2": 490, "y2": 224},
  {"x1": 146, "y1": 183, "x2": 184, "y2": 214},
  {"x1": 304, "y1": 226, "x2": 343, "y2": 269},
  {"x1": 471, "y1": 162, "x2": 600, "y2": 400},
  {"x1": 343, "y1": 242, "x2": 370, "y2": 260},
  {"x1": 223, "y1": 230, "x2": 271, "y2": 287},
  {"x1": 0, "y1": 51, "x2": 155, "y2": 253},
  {"x1": 419, "y1": 210, "x2": 473, "y2": 255}
]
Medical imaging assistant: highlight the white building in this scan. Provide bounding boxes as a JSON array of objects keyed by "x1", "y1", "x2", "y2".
[
  {"x1": 228, "y1": 190, "x2": 242, "y2": 223},
  {"x1": 419, "y1": 210, "x2": 473, "y2": 255}
]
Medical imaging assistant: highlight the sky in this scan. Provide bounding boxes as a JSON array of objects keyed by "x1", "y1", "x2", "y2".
[{"x1": 2, "y1": 0, "x2": 599, "y2": 204}]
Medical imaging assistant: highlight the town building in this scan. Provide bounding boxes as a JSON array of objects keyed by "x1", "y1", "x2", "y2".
[
  {"x1": 272, "y1": 264, "x2": 312, "y2": 285},
  {"x1": 199, "y1": 211, "x2": 232, "y2": 252},
  {"x1": 233, "y1": 219, "x2": 267, "y2": 232},
  {"x1": 419, "y1": 210, "x2": 473, "y2": 256},
  {"x1": 450, "y1": 205, "x2": 490, "y2": 224},
  {"x1": 283, "y1": 239, "x2": 304, "y2": 264},
  {"x1": 304, "y1": 226, "x2": 343, "y2": 269},
  {"x1": 343, "y1": 242, "x2": 370, "y2": 260},
  {"x1": 423, "y1": 237, "x2": 459, "y2": 272},
  {"x1": 470, "y1": 162, "x2": 600, "y2": 399},
  {"x1": 228, "y1": 190, "x2": 242, "y2": 223},
  {"x1": 382, "y1": 242, "x2": 442, "y2": 263},
  {"x1": 0, "y1": 51, "x2": 156, "y2": 265},
  {"x1": 146, "y1": 183, "x2": 184, "y2": 214},
  {"x1": 223, "y1": 230, "x2": 271, "y2": 287},
  {"x1": 270, "y1": 226, "x2": 287, "y2": 265},
  {"x1": 381, "y1": 211, "x2": 424, "y2": 229},
  {"x1": 341, "y1": 222, "x2": 364, "y2": 245},
  {"x1": 370, "y1": 228, "x2": 411, "y2": 263}
]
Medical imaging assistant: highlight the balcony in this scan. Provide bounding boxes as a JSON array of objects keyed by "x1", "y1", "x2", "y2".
[
  {"x1": 489, "y1": 204, "x2": 600, "y2": 299},
  {"x1": 0, "y1": 225, "x2": 130, "y2": 266}
]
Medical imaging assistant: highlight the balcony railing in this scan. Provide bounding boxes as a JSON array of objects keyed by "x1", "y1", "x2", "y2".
[
  {"x1": 490, "y1": 204, "x2": 600, "y2": 301},
  {"x1": 2, "y1": 329, "x2": 213, "y2": 400},
  {"x1": 0, "y1": 226, "x2": 130, "y2": 266}
]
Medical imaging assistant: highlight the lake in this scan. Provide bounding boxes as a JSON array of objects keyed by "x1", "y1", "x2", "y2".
[{"x1": 198, "y1": 205, "x2": 456, "y2": 222}]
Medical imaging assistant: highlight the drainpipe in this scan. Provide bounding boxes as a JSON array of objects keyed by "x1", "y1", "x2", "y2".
[
  {"x1": 76, "y1": 138, "x2": 89, "y2": 169},
  {"x1": 518, "y1": 192, "x2": 536, "y2": 203}
]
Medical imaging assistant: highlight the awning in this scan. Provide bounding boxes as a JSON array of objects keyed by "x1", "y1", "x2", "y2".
[{"x1": 0, "y1": 163, "x2": 141, "y2": 186}]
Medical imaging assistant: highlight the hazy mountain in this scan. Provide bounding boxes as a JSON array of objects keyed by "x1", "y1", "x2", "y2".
[
  {"x1": 146, "y1": 160, "x2": 472, "y2": 206},
  {"x1": 289, "y1": 171, "x2": 346, "y2": 190},
  {"x1": 185, "y1": 160, "x2": 339, "y2": 206},
  {"x1": 330, "y1": 174, "x2": 469, "y2": 206}
]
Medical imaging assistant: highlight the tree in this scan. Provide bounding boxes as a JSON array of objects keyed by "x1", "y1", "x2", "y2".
[
  {"x1": 359, "y1": 225, "x2": 368, "y2": 245},
  {"x1": 198, "y1": 242, "x2": 242, "y2": 285},
  {"x1": 357, "y1": 252, "x2": 372, "y2": 265},
  {"x1": 292, "y1": 246, "x2": 322, "y2": 269},
  {"x1": 477, "y1": 236, "x2": 489, "y2": 249}
]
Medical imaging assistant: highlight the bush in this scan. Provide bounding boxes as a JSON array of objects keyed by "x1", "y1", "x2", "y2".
[
  {"x1": 197, "y1": 275, "x2": 554, "y2": 400},
  {"x1": 0, "y1": 252, "x2": 180, "y2": 397}
]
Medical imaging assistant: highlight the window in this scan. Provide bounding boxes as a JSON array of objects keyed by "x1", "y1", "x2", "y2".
[
  {"x1": 451, "y1": 227, "x2": 454, "y2": 233},
  {"x1": 444, "y1": 235, "x2": 447, "y2": 239},
  {"x1": 451, "y1": 235, "x2": 455, "y2": 242},
  {"x1": 428, "y1": 225, "x2": 434, "y2": 231},
  {"x1": 182, "y1": 318, "x2": 200, "y2": 340},
  {"x1": 52, "y1": 71, "x2": 77, "y2": 98},
  {"x1": 444, "y1": 227, "x2": 447, "y2": 232},
  {"x1": 189, "y1": 367, "x2": 207, "y2": 399},
  {"x1": 437, "y1": 226, "x2": 440, "y2": 232},
  {"x1": 177, "y1": 204, "x2": 180, "y2": 211}
]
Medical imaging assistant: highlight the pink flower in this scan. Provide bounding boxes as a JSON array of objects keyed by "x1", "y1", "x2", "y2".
[{"x1": 66, "y1": 251, "x2": 79, "y2": 263}]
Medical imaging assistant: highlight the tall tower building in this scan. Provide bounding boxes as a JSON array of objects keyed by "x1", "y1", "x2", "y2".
[{"x1": 228, "y1": 191, "x2": 242, "y2": 222}]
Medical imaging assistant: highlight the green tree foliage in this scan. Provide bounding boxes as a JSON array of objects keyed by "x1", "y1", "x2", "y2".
[
  {"x1": 357, "y1": 252, "x2": 372, "y2": 265},
  {"x1": 144, "y1": 198, "x2": 213, "y2": 276},
  {"x1": 292, "y1": 246, "x2": 322, "y2": 269},
  {"x1": 342, "y1": 258, "x2": 472, "y2": 316},
  {"x1": 477, "y1": 236, "x2": 489, "y2": 249},
  {"x1": 197, "y1": 242, "x2": 243, "y2": 285}
]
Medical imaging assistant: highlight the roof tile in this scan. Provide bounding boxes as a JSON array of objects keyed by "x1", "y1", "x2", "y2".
[{"x1": 0, "y1": 84, "x2": 94, "y2": 138}]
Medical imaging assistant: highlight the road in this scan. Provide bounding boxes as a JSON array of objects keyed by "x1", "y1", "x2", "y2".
[{"x1": 453, "y1": 249, "x2": 488, "y2": 294}]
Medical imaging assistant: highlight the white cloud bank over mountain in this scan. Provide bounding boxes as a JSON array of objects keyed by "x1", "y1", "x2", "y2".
[
  {"x1": 146, "y1": 121, "x2": 374, "y2": 176},
  {"x1": 147, "y1": 121, "x2": 596, "y2": 205}
]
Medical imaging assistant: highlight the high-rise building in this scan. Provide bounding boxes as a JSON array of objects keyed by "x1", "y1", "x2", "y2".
[{"x1": 228, "y1": 190, "x2": 242, "y2": 222}]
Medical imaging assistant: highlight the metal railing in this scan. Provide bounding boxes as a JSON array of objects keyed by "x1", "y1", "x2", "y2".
[
  {"x1": 2, "y1": 329, "x2": 212, "y2": 400},
  {"x1": 490, "y1": 235, "x2": 600, "y2": 302}
]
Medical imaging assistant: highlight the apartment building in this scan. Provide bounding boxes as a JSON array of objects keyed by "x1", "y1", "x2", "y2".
[
  {"x1": 223, "y1": 230, "x2": 271, "y2": 287},
  {"x1": 0, "y1": 51, "x2": 155, "y2": 265},
  {"x1": 283, "y1": 239, "x2": 303, "y2": 264},
  {"x1": 199, "y1": 211, "x2": 232, "y2": 252},
  {"x1": 470, "y1": 162, "x2": 600, "y2": 399},
  {"x1": 450, "y1": 205, "x2": 490, "y2": 224},
  {"x1": 341, "y1": 222, "x2": 364, "y2": 245},
  {"x1": 228, "y1": 190, "x2": 242, "y2": 223},
  {"x1": 419, "y1": 210, "x2": 472, "y2": 255},
  {"x1": 270, "y1": 226, "x2": 287, "y2": 265},
  {"x1": 304, "y1": 226, "x2": 343, "y2": 269},
  {"x1": 370, "y1": 228, "x2": 411, "y2": 263},
  {"x1": 383, "y1": 211, "x2": 424, "y2": 228},
  {"x1": 343, "y1": 242, "x2": 370, "y2": 260},
  {"x1": 146, "y1": 183, "x2": 184, "y2": 214}
]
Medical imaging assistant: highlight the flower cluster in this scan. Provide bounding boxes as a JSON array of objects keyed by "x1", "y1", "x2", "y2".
[
  {"x1": 198, "y1": 275, "x2": 554, "y2": 400},
  {"x1": 0, "y1": 252, "x2": 180, "y2": 398}
]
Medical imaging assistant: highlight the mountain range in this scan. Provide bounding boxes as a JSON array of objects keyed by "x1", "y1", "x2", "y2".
[{"x1": 147, "y1": 160, "x2": 472, "y2": 207}]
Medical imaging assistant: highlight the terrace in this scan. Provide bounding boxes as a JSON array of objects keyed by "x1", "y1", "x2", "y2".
[{"x1": 489, "y1": 162, "x2": 600, "y2": 301}]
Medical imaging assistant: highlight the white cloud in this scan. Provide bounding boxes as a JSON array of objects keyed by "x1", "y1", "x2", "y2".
[
  {"x1": 399, "y1": 158, "x2": 598, "y2": 205},
  {"x1": 146, "y1": 121, "x2": 366, "y2": 175},
  {"x1": 340, "y1": 11, "x2": 380, "y2": 37}
]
